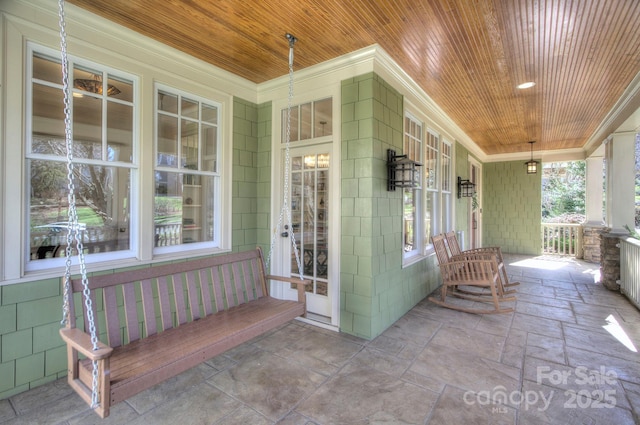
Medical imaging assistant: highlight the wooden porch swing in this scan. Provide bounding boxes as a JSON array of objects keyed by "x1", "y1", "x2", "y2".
[{"x1": 56, "y1": 1, "x2": 309, "y2": 417}]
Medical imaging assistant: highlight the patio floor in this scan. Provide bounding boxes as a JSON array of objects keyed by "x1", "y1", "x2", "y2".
[{"x1": 1, "y1": 255, "x2": 639, "y2": 424}]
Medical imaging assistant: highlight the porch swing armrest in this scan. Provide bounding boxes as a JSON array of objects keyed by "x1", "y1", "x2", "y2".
[
  {"x1": 60, "y1": 328, "x2": 113, "y2": 361},
  {"x1": 266, "y1": 274, "x2": 313, "y2": 303}
]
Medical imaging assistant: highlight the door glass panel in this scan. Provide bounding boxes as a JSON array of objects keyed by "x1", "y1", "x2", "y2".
[
  {"x1": 290, "y1": 153, "x2": 330, "y2": 296},
  {"x1": 300, "y1": 103, "x2": 312, "y2": 140},
  {"x1": 314, "y1": 98, "x2": 332, "y2": 137}
]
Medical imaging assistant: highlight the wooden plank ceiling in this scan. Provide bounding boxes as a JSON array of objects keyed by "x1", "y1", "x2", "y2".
[{"x1": 68, "y1": 0, "x2": 640, "y2": 155}]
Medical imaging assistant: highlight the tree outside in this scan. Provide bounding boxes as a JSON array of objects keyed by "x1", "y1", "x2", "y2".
[{"x1": 542, "y1": 161, "x2": 586, "y2": 224}]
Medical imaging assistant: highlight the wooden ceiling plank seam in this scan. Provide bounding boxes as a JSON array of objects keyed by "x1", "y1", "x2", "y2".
[
  {"x1": 495, "y1": 0, "x2": 530, "y2": 149},
  {"x1": 544, "y1": 0, "x2": 577, "y2": 146},
  {"x1": 576, "y1": 0, "x2": 636, "y2": 127},
  {"x1": 439, "y1": 1, "x2": 513, "y2": 141},
  {"x1": 65, "y1": 0, "x2": 640, "y2": 155},
  {"x1": 540, "y1": 0, "x2": 562, "y2": 143},
  {"x1": 467, "y1": 2, "x2": 516, "y2": 126},
  {"x1": 412, "y1": 0, "x2": 498, "y2": 146},
  {"x1": 551, "y1": 0, "x2": 603, "y2": 145}
]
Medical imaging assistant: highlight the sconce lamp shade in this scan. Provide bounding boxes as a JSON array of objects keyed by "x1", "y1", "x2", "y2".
[
  {"x1": 457, "y1": 176, "x2": 476, "y2": 198},
  {"x1": 387, "y1": 149, "x2": 422, "y2": 191}
]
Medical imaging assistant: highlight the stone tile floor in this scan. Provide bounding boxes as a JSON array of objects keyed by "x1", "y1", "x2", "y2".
[{"x1": 1, "y1": 254, "x2": 639, "y2": 424}]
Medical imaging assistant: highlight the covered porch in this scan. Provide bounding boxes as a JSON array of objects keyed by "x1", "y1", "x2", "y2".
[{"x1": 1, "y1": 255, "x2": 638, "y2": 424}]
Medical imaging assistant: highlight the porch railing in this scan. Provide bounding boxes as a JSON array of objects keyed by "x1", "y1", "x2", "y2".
[
  {"x1": 541, "y1": 223, "x2": 583, "y2": 257},
  {"x1": 619, "y1": 236, "x2": 640, "y2": 310}
]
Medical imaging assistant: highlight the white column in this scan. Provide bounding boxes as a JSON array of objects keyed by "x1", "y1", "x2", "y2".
[
  {"x1": 584, "y1": 156, "x2": 605, "y2": 225},
  {"x1": 605, "y1": 132, "x2": 636, "y2": 234}
]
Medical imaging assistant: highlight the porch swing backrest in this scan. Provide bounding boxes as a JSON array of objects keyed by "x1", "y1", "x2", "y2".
[{"x1": 60, "y1": 247, "x2": 310, "y2": 418}]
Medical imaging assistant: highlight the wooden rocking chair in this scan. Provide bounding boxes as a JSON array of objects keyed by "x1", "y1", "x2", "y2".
[
  {"x1": 430, "y1": 234, "x2": 515, "y2": 314},
  {"x1": 445, "y1": 231, "x2": 519, "y2": 294}
]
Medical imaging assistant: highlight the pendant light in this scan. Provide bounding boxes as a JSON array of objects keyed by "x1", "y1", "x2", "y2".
[{"x1": 525, "y1": 141, "x2": 538, "y2": 174}]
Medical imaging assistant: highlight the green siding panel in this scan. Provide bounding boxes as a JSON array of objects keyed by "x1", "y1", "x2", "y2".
[
  {"x1": 483, "y1": 161, "x2": 542, "y2": 254},
  {"x1": 16, "y1": 297, "x2": 61, "y2": 330},
  {"x1": 2, "y1": 329, "x2": 32, "y2": 362},
  {"x1": 32, "y1": 322, "x2": 64, "y2": 353},
  {"x1": 15, "y1": 353, "x2": 45, "y2": 386},
  {"x1": 0, "y1": 305, "x2": 16, "y2": 334},
  {"x1": 0, "y1": 362, "x2": 15, "y2": 393},
  {"x1": 340, "y1": 73, "x2": 440, "y2": 340},
  {"x1": 2, "y1": 279, "x2": 59, "y2": 305},
  {"x1": 45, "y1": 345, "x2": 67, "y2": 377}
]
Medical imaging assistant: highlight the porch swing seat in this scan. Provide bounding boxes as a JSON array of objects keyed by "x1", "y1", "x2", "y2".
[{"x1": 60, "y1": 248, "x2": 310, "y2": 418}]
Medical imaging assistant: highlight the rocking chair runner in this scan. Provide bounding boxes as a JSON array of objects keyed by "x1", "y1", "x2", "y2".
[
  {"x1": 445, "y1": 231, "x2": 520, "y2": 294},
  {"x1": 429, "y1": 234, "x2": 515, "y2": 314}
]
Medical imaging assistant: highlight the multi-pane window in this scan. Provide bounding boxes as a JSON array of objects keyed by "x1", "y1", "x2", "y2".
[
  {"x1": 403, "y1": 115, "x2": 422, "y2": 257},
  {"x1": 441, "y1": 140, "x2": 452, "y2": 232},
  {"x1": 27, "y1": 45, "x2": 136, "y2": 269},
  {"x1": 154, "y1": 86, "x2": 220, "y2": 250},
  {"x1": 424, "y1": 130, "x2": 439, "y2": 244},
  {"x1": 282, "y1": 98, "x2": 332, "y2": 142}
]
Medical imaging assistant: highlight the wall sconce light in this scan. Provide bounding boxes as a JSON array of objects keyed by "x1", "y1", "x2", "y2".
[
  {"x1": 457, "y1": 176, "x2": 475, "y2": 198},
  {"x1": 387, "y1": 149, "x2": 422, "y2": 191},
  {"x1": 525, "y1": 141, "x2": 539, "y2": 174}
]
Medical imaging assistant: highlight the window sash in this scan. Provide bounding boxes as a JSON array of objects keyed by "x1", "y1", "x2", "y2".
[
  {"x1": 26, "y1": 44, "x2": 138, "y2": 271},
  {"x1": 403, "y1": 114, "x2": 423, "y2": 258},
  {"x1": 154, "y1": 85, "x2": 221, "y2": 251}
]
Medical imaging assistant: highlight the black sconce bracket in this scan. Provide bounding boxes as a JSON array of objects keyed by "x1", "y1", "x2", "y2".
[
  {"x1": 457, "y1": 176, "x2": 476, "y2": 198},
  {"x1": 387, "y1": 149, "x2": 422, "y2": 191}
]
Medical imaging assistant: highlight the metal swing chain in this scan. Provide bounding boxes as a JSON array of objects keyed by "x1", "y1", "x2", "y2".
[
  {"x1": 57, "y1": 0, "x2": 100, "y2": 409},
  {"x1": 266, "y1": 34, "x2": 304, "y2": 279}
]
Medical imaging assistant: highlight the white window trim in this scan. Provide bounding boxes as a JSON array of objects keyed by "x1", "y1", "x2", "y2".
[
  {"x1": 424, "y1": 128, "x2": 440, "y2": 255},
  {"x1": 24, "y1": 43, "x2": 140, "y2": 273},
  {"x1": 153, "y1": 83, "x2": 223, "y2": 255},
  {"x1": 441, "y1": 138, "x2": 453, "y2": 234},
  {"x1": 403, "y1": 112, "x2": 424, "y2": 266}
]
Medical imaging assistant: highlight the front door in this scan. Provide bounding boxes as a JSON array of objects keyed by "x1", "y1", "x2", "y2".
[{"x1": 280, "y1": 146, "x2": 333, "y2": 322}]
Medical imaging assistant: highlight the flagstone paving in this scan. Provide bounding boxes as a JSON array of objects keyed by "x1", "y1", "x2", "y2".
[{"x1": 1, "y1": 254, "x2": 638, "y2": 424}]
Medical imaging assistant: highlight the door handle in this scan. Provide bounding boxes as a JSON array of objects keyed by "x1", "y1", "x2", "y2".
[{"x1": 281, "y1": 232, "x2": 289, "y2": 237}]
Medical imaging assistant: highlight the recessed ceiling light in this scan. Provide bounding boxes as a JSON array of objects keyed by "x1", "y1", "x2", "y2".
[{"x1": 517, "y1": 82, "x2": 536, "y2": 89}]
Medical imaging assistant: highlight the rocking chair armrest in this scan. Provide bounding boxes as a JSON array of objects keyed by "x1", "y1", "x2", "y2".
[
  {"x1": 59, "y1": 328, "x2": 113, "y2": 361},
  {"x1": 266, "y1": 274, "x2": 313, "y2": 303}
]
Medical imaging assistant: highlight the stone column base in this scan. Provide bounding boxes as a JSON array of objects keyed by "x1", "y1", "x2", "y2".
[
  {"x1": 600, "y1": 230, "x2": 620, "y2": 291},
  {"x1": 582, "y1": 225, "x2": 606, "y2": 263}
]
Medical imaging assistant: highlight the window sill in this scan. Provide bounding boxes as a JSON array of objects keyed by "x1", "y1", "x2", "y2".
[{"x1": 402, "y1": 252, "x2": 426, "y2": 268}]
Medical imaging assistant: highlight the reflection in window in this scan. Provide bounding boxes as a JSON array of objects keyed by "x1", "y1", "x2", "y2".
[
  {"x1": 28, "y1": 158, "x2": 131, "y2": 259},
  {"x1": 424, "y1": 131, "x2": 439, "y2": 244},
  {"x1": 154, "y1": 86, "x2": 220, "y2": 249},
  {"x1": 282, "y1": 97, "x2": 332, "y2": 143},
  {"x1": 27, "y1": 45, "x2": 136, "y2": 266},
  {"x1": 404, "y1": 114, "x2": 422, "y2": 257}
]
